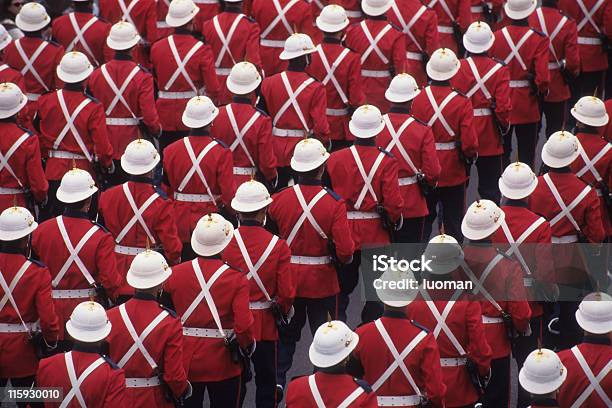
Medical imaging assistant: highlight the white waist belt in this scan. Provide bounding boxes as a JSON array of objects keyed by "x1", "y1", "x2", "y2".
[
  {"x1": 0, "y1": 322, "x2": 39, "y2": 333},
  {"x1": 577, "y1": 36, "x2": 602, "y2": 45},
  {"x1": 260, "y1": 39, "x2": 286, "y2": 48},
  {"x1": 0, "y1": 187, "x2": 24, "y2": 194},
  {"x1": 361, "y1": 69, "x2": 391, "y2": 78},
  {"x1": 215, "y1": 67, "x2": 231, "y2": 76},
  {"x1": 435, "y1": 142, "x2": 456, "y2": 150},
  {"x1": 182, "y1": 327, "x2": 234, "y2": 338},
  {"x1": 377, "y1": 395, "x2": 421, "y2": 407},
  {"x1": 471, "y1": 5, "x2": 484, "y2": 12},
  {"x1": 345, "y1": 10, "x2": 362, "y2": 18},
  {"x1": 347, "y1": 210, "x2": 380, "y2": 220},
  {"x1": 158, "y1": 90, "x2": 201, "y2": 99},
  {"x1": 174, "y1": 192, "x2": 218, "y2": 203},
  {"x1": 48, "y1": 150, "x2": 87, "y2": 160},
  {"x1": 115, "y1": 244, "x2": 147, "y2": 255},
  {"x1": 106, "y1": 117, "x2": 140, "y2": 126},
  {"x1": 524, "y1": 277, "x2": 534, "y2": 287},
  {"x1": 272, "y1": 127, "x2": 306, "y2": 137},
  {"x1": 438, "y1": 25, "x2": 454, "y2": 34},
  {"x1": 27, "y1": 93, "x2": 40, "y2": 101},
  {"x1": 326, "y1": 107, "x2": 349, "y2": 116},
  {"x1": 548, "y1": 61, "x2": 561, "y2": 70},
  {"x1": 290, "y1": 255, "x2": 331, "y2": 265},
  {"x1": 398, "y1": 176, "x2": 418, "y2": 186},
  {"x1": 52, "y1": 288, "x2": 94, "y2": 299},
  {"x1": 156, "y1": 21, "x2": 169, "y2": 29},
  {"x1": 551, "y1": 234, "x2": 578, "y2": 244},
  {"x1": 250, "y1": 300, "x2": 273, "y2": 310},
  {"x1": 440, "y1": 357, "x2": 467, "y2": 366},
  {"x1": 125, "y1": 377, "x2": 161, "y2": 388},
  {"x1": 509, "y1": 80, "x2": 530, "y2": 88},
  {"x1": 233, "y1": 166, "x2": 256, "y2": 176},
  {"x1": 406, "y1": 51, "x2": 423, "y2": 61},
  {"x1": 482, "y1": 315, "x2": 504, "y2": 324},
  {"x1": 473, "y1": 108, "x2": 492, "y2": 116}
]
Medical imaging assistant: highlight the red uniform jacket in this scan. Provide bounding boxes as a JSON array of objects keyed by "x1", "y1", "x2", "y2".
[
  {"x1": 0, "y1": 122, "x2": 47, "y2": 212},
  {"x1": 32, "y1": 212, "x2": 122, "y2": 339},
  {"x1": 327, "y1": 143, "x2": 404, "y2": 248},
  {"x1": 452, "y1": 55, "x2": 511, "y2": 157},
  {"x1": 259, "y1": 70, "x2": 329, "y2": 167},
  {"x1": 345, "y1": 18, "x2": 407, "y2": 112},
  {"x1": 286, "y1": 372, "x2": 378, "y2": 407},
  {"x1": 489, "y1": 23, "x2": 550, "y2": 124},
  {"x1": 352, "y1": 312, "x2": 446, "y2": 408},
  {"x1": 99, "y1": 180, "x2": 182, "y2": 295},
  {"x1": 424, "y1": 0, "x2": 471, "y2": 53},
  {"x1": 37, "y1": 88, "x2": 114, "y2": 181},
  {"x1": 52, "y1": 12, "x2": 111, "y2": 67},
  {"x1": 268, "y1": 181, "x2": 354, "y2": 298},
  {"x1": 387, "y1": 0, "x2": 440, "y2": 87},
  {"x1": 37, "y1": 349, "x2": 127, "y2": 408},
  {"x1": 570, "y1": 130, "x2": 612, "y2": 236},
  {"x1": 306, "y1": 38, "x2": 365, "y2": 142},
  {"x1": 210, "y1": 99, "x2": 277, "y2": 186},
  {"x1": 407, "y1": 291, "x2": 492, "y2": 407},
  {"x1": 0, "y1": 251, "x2": 60, "y2": 378},
  {"x1": 528, "y1": 6, "x2": 580, "y2": 103},
  {"x1": 150, "y1": 31, "x2": 220, "y2": 131},
  {"x1": 411, "y1": 83, "x2": 478, "y2": 187},
  {"x1": 559, "y1": 0, "x2": 610, "y2": 73},
  {"x1": 162, "y1": 133, "x2": 235, "y2": 242},
  {"x1": 193, "y1": 1, "x2": 222, "y2": 33},
  {"x1": 155, "y1": 0, "x2": 172, "y2": 39},
  {"x1": 0, "y1": 61, "x2": 34, "y2": 128},
  {"x1": 603, "y1": 99, "x2": 612, "y2": 142},
  {"x1": 88, "y1": 57, "x2": 162, "y2": 160},
  {"x1": 462, "y1": 244, "x2": 532, "y2": 359},
  {"x1": 306, "y1": 0, "x2": 363, "y2": 23},
  {"x1": 201, "y1": 8, "x2": 262, "y2": 105},
  {"x1": 558, "y1": 338, "x2": 612, "y2": 408},
  {"x1": 106, "y1": 294, "x2": 188, "y2": 406},
  {"x1": 251, "y1": 0, "x2": 316, "y2": 76},
  {"x1": 164, "y1": 257, "x2": 255, "y2": 382},
  {"x1": 376, "y1": 109, "x2": 441, "y2": 219}
]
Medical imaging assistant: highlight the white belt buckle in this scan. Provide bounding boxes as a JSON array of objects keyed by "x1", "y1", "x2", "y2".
[
  {"x1": 0, "y1": 322, "x2": 38, "y2": 333},
  {"x1": 114, "y1": 244, "x2": 147, "y2": 255},
  {"x1": 577, "y1": 36, "x2": 602, "y2": 45},
  {"x1": 51, "y1": 288, "x2": 94, "y2": 299},
  {"x1": 260, "y1": 39, "x2": 286, "y2": 48},
  {"x1": 27, "y1": 93, "x2": 41, "y2": 101},
  {"x1": 471, "y1": 5, "x2": 484, "y2": 12},
  {"x1": 437, "y1": 25, "x2": 454, "y2": 34},
  {"x1": 106, "y1": 117, "x2": 141, "y2": 126},
  {"x1": 473, "y1": 108, "x2": 492, "y2": 117},
  {"x1": 249, "y1": 300, "x2": 273, "y2": 310},
  {"x1": 361, "y1": 69, "x2": 391, "y2": 78},
  {"x1": 215, "y1": 67, "x2": 232, "y2": 76},
  {"x1": 435, "y1": 142, "x2": 456, "y2": 151},
  {"x1": 439, "y1": 357, "x2": 467, "y2": 366},
  {"x1": 398, "y1": 176, "x2": 418, "y2": 186},
  {"x1": 125, "y1": 376, "x2": 161, "y2": 388},
  {"x1": 346, "y1": 211, "x2": 381, "y2": 220},
  {"x1": 509, "y1": 80, "x2": 529, "y2": 88},
  {"x1": 482, "y1": 315, "x2": 504, "y2": 324},
  {"x1": 272, "y1": 127, "x2": 305, "y2": 137},
  {"x1": 48, "y1": 150, "x2": 87, "y2": 160},
  {"x1": 173, "y1": 192, "x2": 217, "y2": 203},
  {"x1": 406, "y1": 51, "x2": 423, "y2": 61},
  {"x1": 551, "y1": 234, "x2": 578, "y2": 244},
  {"x1": 326, "y1": 107, "x2": 349, "y2": 116},
  {"x1": 377, "y1": 395, "x2": 421, "y2": 407},
  {"x1": 0, "y1": 187, "x2": 24, "y2": 195},
  {"x1": 233, "y1": 166, "x2": 256, "y2": 176},
  {"x1": 290, "y1": 255, "x2": 331, "y2": 265}
]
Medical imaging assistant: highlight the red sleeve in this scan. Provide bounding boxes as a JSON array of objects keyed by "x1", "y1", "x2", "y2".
[
  {"x1": 420, "y1": 334, "x2": 446, "y2": 408},
  {"x1": 95, "y1": 232, "x2": 122, "y2": 300},
  {"x1": 144, "y1": 1, "x2": 158, "y2": 43},
  {"x1": 331, "y1": 201, "x2": 355, "y2": 263},
  {"x1": 89, "y1": 104, "x2": 114, "y2": 168},
  {"x1": 232, "y1": 273, "x2": 255, "y2": 349},
  {"x1": 604, "y1": 1, "x2": 612, "y2": 42},
  {"x1": 506, "y1": 264, "x2": 532, "y2": 332},
  {"x1": 457, "y1": 0, "x2": 472, "y2": 31},
  {"x1": 275, "y1": 240, "x2": 294, "y2": 313},
  {"x1": 310, "y1": 83, "x2": 330, "y2": 142},
  {"x1": 493, "y1": 66, "x2": 512, "y2": 127},
  {"x1": 245, "y1": 21, "x2": 262, "y2": 69},
  {"x1": 459, "y1": 98, "x2": 478, "y2": 157},
  {"x1": 583, "y1": 189, "x2": 605, "y2": 243},
  {"x1": 199, "y1": 44, "x2": 220, "y2": 102},
  {"x1": 381, "y1": 156, "x2": 404, "y2": 222},
  {"x1": 35, "y1": 267, "x2": 60, "y2": 343},
  {"x1": 139, "y1": 72, "x2": 162, "y2": 135},
  {"x1": 298, "y1": 5, "x2": 317, "y2": 41},
  {"x1": 24, "y1": 135, "x2": 48, "y2": 203},
  {"x1": 347, "y1": 54, "x2": 365, "y2": 108},
  {"x1": 154, "y1": 200, "x2": 183, "y2": 264},
  {"x1": 256, "y1": 116, "x2": 278, "y2": 182},
  {"x1": 392, "y1": 33, "x2": 407, "y2": 75},
  {"x1": 217, "y1": 146, "x2": 236, "y2": 209},
  {"x1": 421, "y1": 126, "x2": 441, "y2": 184},
  {"x1": 104, "y1": 367, "x2": 128, "y2": 408},
  {"x1": 533, "y1": 36, "x2": 550, "y2": 93},
  {"x1": 465, "y1": 300, "x2": 492, "y2": 374},
  {"x1": 563, "y1": 21, "x2": 580, "y2": 77},
  {"x1": 162, "y1": 318, "x2": 189, "y2": 398},
  {"x1": 424, "y1": 12, "x2": 440, "y2": 56}
]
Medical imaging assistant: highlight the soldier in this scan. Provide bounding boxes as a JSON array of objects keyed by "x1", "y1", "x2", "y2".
[
  {"x1": 306, "y1": 0, "x2": 363, "y2": 24},
  {"x1": 51, "y1": 0, "x2": 111, "y2": 68},
  {"x1": 31, "y1": 168, "x2": 121, "y2": 346},
  {"x1": 165, "y1": 213, "x2": 255, "y2": 408},
  {"x1": 461, "y1": 199, "x2": 532, "y2": 408},
  {"x1": 557, "y1": 292, "x2": 612, "y2": 408},
  {"x1": 37, "y1": 51, "x2": 114, "y2": 219},
  {"x1": 0, "y1": 82, "x2": 47, "y2": 213},
  {"x1": 210, "y1": 62, "x2": 277, "y2": 188},
  {"x1": 425, "y1": 0, "x2": 471, "y2": 54},
  {"x1": 489, "y1": 0, "x2": 550, "y2": 169},
  {"x1": 387, "y1": 0, "x2": 440, "y2": 87},
  {"x1": 192, "y1": 0, "x2": 222, "y2": 33},
  {"x1": 379, "y1": 74, "x2": 441, "y2": 243},
  {"x1": 0, "y1": 206, "x2": 60, "y2": 404},
  {"x1": 411, "y1": 48, "x2": 478, "y2": 242},
  {"x1": 88, "y1": 21, "x2": 162, "y2": 186},
  {"x1": 36, "y1": 301, "x2": 127, "y2": 407},
  {"x1": 163, "y1": 96, "x2": 235, "y2": 260},
  {"x1": 350, "y1": 267, "x2": 447, "y2": 407},
  {"x1": 106, "y1": 250, "x2": 191, "y2": 406},
  {"x1": 267, "y1": 138, "x2": 354, "y2": 398},
  {"x1": 98, "y1": 139, "x2": 182, "y2": 301},
  {"x1": 285, "y1": 320, "x2": 378, "y2": 407},
  {"x1": 518, "y1": 348, "x2": 567, "y2": 408},
  {"x1": 150, "y1": 0, "x2": 219, "y2": 153},
  {"x1": 155, "y1": 0, "x2": 173, "y2": 39},
  {"x1": 258, "y1": 33, "x2": 329, "y2": 187},
  {"x1": 0, "y1": 25, "x2": 26, "y2": 95},
  {"x1": 453, "y1": 21, "x2": 511, "y2": 204},
  {"x1": 201, "y1": 0, "x2": 262, "y2": 105},
  {"x1": 344, "y1": 0, "x2": 406, "y2": 113},
  {"x1": 251, "y1": 0, "x2": 316, "y2": 76},
  {"x1": 307, "y1": 5, "x2": 365, "y2": 151}
]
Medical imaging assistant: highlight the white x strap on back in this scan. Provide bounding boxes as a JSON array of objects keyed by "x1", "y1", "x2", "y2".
[
  {"x1": 118, "y1": 0, "x2": 140, "y2": 28},
  {"x1": 0, "y1": 64, "x2": 8, "y2": 72},
  {"x1": 576, "y1": 143, "x2": 611, "y2": 182},
  {"x1": 543, "y1": 173, "x2": 591, "y2": 231},
  {"x1": 52, "y1": 216, "x2": 98, "y2": 288},
  {"x1": 500, "y1": 218, "x2": 545, "y2": 276},
  {"x1": 213, "y1": 14, "x2": 244, "y2": 67},
  {"x1": 569, "y1": 346, "x2": 612, "y2": 408},
  {"x1": 0, "y1": 260, "x2": 32, "y2": 332},
  {"x1": 428, "y1": 0, "x2": 457, "y2": 22},
  {"x1": 164, "y1": 36, "x2": 203, "y2": 92},
  {"x1": 373, "y1": 319, "x2": 426, "y2": 395},
  {"x1": 466, "y1": 57, "x2": 502, "y2": 99},
  {"x1": 350, "y1": 146, "x2": 385, "y2": 209},
  {"x1": 184, "y1": 261, "x2": 229, "y2": 336},
  {"x1": 14, "y1": 39, "x2": 49, "y2": 91},
  {"x1": 275, "y1": 72, "x2": 313, "y2": 132},
  {"x1": 390, "y1": 3, "x2": 426, "y2": 52},
  {"x1": 576, "y1": 0, "x2": 605, "y2": 33},
  {"x1": 67, "y1": 13, "x2": 99, "y2": 66},
  {"x1": 115, "y1": 183, "x2": 159, "y2": 244},
  {"x1": 101, "y1": 64, "x2": 140, "y2": 117},
  {"x1": 460, "y1": 257, "x2": 505, "y2": 313},
  {"x1": 425, "y1": 87, "x2": 458, "y2": 137},
  {"x1": 315, "y1": 45, "x2": 350, "y2": 105},
  {"x1": 54, "y1": 90, "x2": 93, "y2": 162},
  {"x1": 61, "y1": 352, "x2": 105, "y2": 408},
  {"x1": 535, "y1": 8, "x2": 567, "y2": 63},
  {"x1": 421, "y1": 289, "x2": 466, "y2": 355},
  {"x1": 261, "y1": 0, "x2": 299, "y2": 39},
  {"x1": 118, "y1": 303, "x2": 167, "y2": 369},
  {"x1": 0, "y1": 132, "x2": 29, "y2": 188},
  {"x1": 286, "y1": 185, "x2": 328, "y2": 246},
  {"x1": 502, "y1": 27, "x2": 533, "y2": 71},
  {"x1": 383, "y1": 115, "x2": 419, "y2": 175},
  {"x1": 179, "y1": 138, "x2": 217, "y2": 202},
  {"x1": 308, "y1": 374, "x2": 365, "y2": 408},
  {"x1": 360, "y1": 21, "x2": 392, "y2": 65},
  {"x1": 227, "y1": 105, "x2": 259, "y2": 167},
  {"x1": 234, "y1": 230, "x2": 277, "y2": 301}
]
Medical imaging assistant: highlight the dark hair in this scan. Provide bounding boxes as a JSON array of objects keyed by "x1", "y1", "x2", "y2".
[{"x1": 63, "y1": 197, "x2": 90, "y2": 211}]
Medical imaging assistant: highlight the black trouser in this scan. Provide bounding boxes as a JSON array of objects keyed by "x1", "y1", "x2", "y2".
[
  {"x1": 395, "y1": 216, "x2": 425, "y2": 243},
  {"x1": 541, "y1": 101, "x2": 567, "y2": 137},
  {"x1": 423, "y1": 183, "x2": 466, "y2": 243},
  {"x1": 276, "y1": 166, "x2": 294, "y2": 190},
  {"x1": 338, "y1": 250, "x2": 360, "y2": 323},
  {"x1": 503, "y1": 123, "x2": 539, "y2": 170},
  {"x1": 106, "y1": 159, "x2": 129, "y2": 187},
  {"x1": 276, "y1": 296, "x2": 337, "y2": 388},
  {"x1": 159, "y1": 130, "x2": 189, "y2": 155},
  {"x1": 514, "y1": 315, "x2": 543, "y2": 408},
  {"x1": 240, "y1": 340, "x2": 277, "y2": 408},
  {"x1": 475, "y1": 155, "x2": 503, "y2": 204},
  {"x1": 0, "y1": 376, "x2": 43, "y2": 408},
  {"x1": 483, "y1": 355, "x2": 511, "y2": 408},
  {"x1": 181, "y1": 241, "x2": 197, "y2": 262},
  {"x1": 186, "y1": 375, "x2": 241, "y2": 408}
]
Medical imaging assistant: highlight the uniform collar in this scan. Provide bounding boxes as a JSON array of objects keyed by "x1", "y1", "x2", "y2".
[
  {"x1": 240, "y1": 219, "x2": 263, "y2": 227},
  {"x1": 0, "y1": 117, "x2": 17, "y2": 123},
  {"x1": 225, "y1": 6, "x2": 242, "y2": 13},
  {"x1": 63, "y1": 209, "x2": 90, "y2": 220},
  {"x1": 63, "y1": 83, "x2": 84, "y2": 92},
  {"x1": 128, "y1": 175, "x2": 153, "y2": 184},
  {"x1": 287, "y1": 65, "x2": 305, "y2": 72},
  {"x1": 114, "y1": 52, "x2": 133, "y2": 61},
  {"x1": 529, "y1": 397, "x2": 559, "y2": 407},
  {"x1": 577, "y1": 126, "x2": 600, "y2": 135},
  {"x1": 549, "y1": 167, "x2": 571, "y2": 174},
  {"x1": 202, "y1": 254, "x2": 222, "y2": 260},
  {"x1": 232, "y1": 96, "x2": 252, "y2": 105},
  {"x1": 24, "y1": 31, "x2": 43, "y2": 39},
  {"x1": 72, "y1": 342, "x2": 103, "y2": 354},
  {"x1": 366, "y1": 15, "x2": 387, "y2": 21},
  {"x1": 354, "y1": 139, "x2": 376, "y2": 146},
  {"x1": 0, "y1": 245, "x2": 24, "y2": 255},
  {"x1": 389, "y1": 106, "x2": 411, "y2": 114},
  {"x1": 174, "y1": 28, "x2": 193, "y2": 36},
  {"x1": 430, "y1": 80, "x2": 450, "y2": 87},
  {"x1": 189, "y1": 129, "x2": 210, "y2": 137},
  {"x1": 323, "y1": 37, "x2": 343, "y2": 44},
  {"x1": 511, "y1": 19, "x2": 530, "y2": 27},
  {"x1": 133, "y1": 291, "x2": 158, "y2": 301},
  {"x1": 467, "y1": 52, "x2": 488, "y2": 58},
  {"x1": 297, "y1": 177, "x2": 322, "y2": 186},
  {"x1": 505, "y1": 199, "x2": 528, "y2": 208},
  {"x1": 583, "y1": 335, "x2": 611, "y2": 345},
  {"x1": 317, "y1": 365, "x2": 347, "y2": 374},
  {"x1": 382, "y1": 309, "x2": 408, "y2": 319},
  {"x1": 469, "y1": 239, "x2": 493, "y2": 246}
]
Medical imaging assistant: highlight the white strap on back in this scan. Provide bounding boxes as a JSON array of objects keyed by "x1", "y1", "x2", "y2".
[
  {"x1": 274, "y1": 72, "x2": 314, "y2": 132},
  {"x1": 0, "y1": 132, "x2": 29, "y2": 188},
  {"x1": 52, "y1": 216, "x2": 99, "y2": 288},
  {"x1": 179, "y1": 138, "x2": 217, "y2": 204},
  {"x1": 465, "y1": 57, "x2": 502, "y2": 100},
  {"x1": 226, "y1": 104, "x2": 260, "y2": 167},
  {"x1": 315, "y1": 45, "x2": 350, "y2": 105},
  {"x1": 390, "y1": 3, "x2": 426, "y2": 51},
  {"x1": 420, "y1": 288, "x2": 467, "y2": 355},
  {"x1": 0, "y1": 64, "x2": 8, "y2": 72},
  {"x1": 308, "y1": 375, "x2": 327, "y2": 408},
  {"x1": 576, "y1": 143, "x2": 612, "y2": 182},
  {"x1": 14, "y1": 39, "x2": 49, "y2": 91},
  {"x1": 164, "y1": 36, "x2": 203, "y2": 92},
  {"x1": 382, "y1": 115, "x2": 419, "y2": 175},
  {"x1": 54, "y1": 90, "x2": 93, "y2": 162},
  {"x1": 101, "y1": 64, "x2": 140, "y2": 118},
  {"x1": 502, "y1": 27, "x2": 534, "y2": 71},
  {"x1": 260, "y1": 0, "x2": 299, "y2": 39},
  {"x1": 184, "y1": 261, "x2": 229, "y2": 336},
  {"x1": 286, "y1": 185, "x2": 328, "y2": 246},
  {"x1": 460, "y1": 258, "x2": 505, "y2": 313},
  {"x1": 117, "y1": 303, "x2": 167, "y2": 370},
  {"x1": 118, "y1": 0, "x2": 140, "y2": 28},
  {"x1": 569, "y1": 346, "x2": 612, "y2": 408},
  {"x1": 543, "y1": 173, "x2": 591, "y2": 231},
  {"x1": 0, "y1": 260, "x2": 32, "y2": 332},
  {"x1": 212, "y1": 14, "x2": 245, "y2": 67},
  {"x1": 67, "y1": 13, "x2": 99, "y2": 66},
  {"x1": 234, "y1": 229, "x2": 278, "y2": 302},
  {"x1": 360, "y1": 21, "x2": 392, "y2": 65},
  {"x1": 500, "y1": 217, "x2": 545, "y2": 276},
  {"x1": 425, "y1": 87, "x2": 458, "y2": 138},
  {"x1": 115, "y1": 183, "x2": 159, "y2": 244},
  {"x1": 576, "y1": 0, "x2": 605, "y2": 33},
  {"x1": 428, "y1": 0, "x2": 456, "y2": 22},
  {"x1": 350, "y1": 145, "x2": 386, "y2": 209},
  {"x1": 61, "y1": 352, "x2": 105, "y2": 408},
  {"x1": 535, "y1": 8, "x2": 567, "y2": 63}
]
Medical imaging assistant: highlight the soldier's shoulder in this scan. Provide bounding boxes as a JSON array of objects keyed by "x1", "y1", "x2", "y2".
[
  {"x1": 46, "y1": 39, "x2": 62, "y2": 48},
  {"x1": 84, "y1": 91, "x2": 101, "y2": 104},
  {"x1": 160, "y1": 303, "x2": 178, "y2": 318},
  {"x1": 154, "y1": 185, "x2": 169, "y2": 200},
  {"x1": 137, "y1": 63, "x2": 152, "y2": 74},
  {"x1": 451, "y1": 88, "x2": 468, "y2": 98},
  {"x1": 389, "y1": 21, "x2": 403, "y2": 32},
  {"x1": 213, "y1": 138, "x2": 229, "y2": 149},
  {"x1": 378, "y1": 146, "x2": 394, "y2": 157},
  {"x1": 530, "y1": 27, "x2": 546, "y2": 37},
  {"x1": 225, "y1": 260, "x2": 245, "y2": 275},
  {"x1": 323, "y1": 186, "x2": 342, "y2": 201},
  {"x1": 17, "y1": 124, "x2": 34, "y2": 136},
  {"x1": 102, "y1": 355, "x2": 120, "y2": 370},
  {"x1": 492, "y1": 57, "x2": 507, "y2": 66},
  {"x1": 496, "y1": 247, "x2": 514, "y2": 260},
  {"x1": 412, "y1": 117, "x2": 428, "y2": 126},
  {"x1": 28, "y1": 258, "x2": 46, "y2": 268},
  {"x1": 353, "y1": 377, "x2": 373, "y2": 393},
  {"x1": 244, "y1": 14, "x2": 257, "y2": 24},
  {"x1": 410, "y1": 319, "x2": 430, "y2": 333},
  {"x1": 255, "y1": 106, "x2": 269, "y2": 117},
  {"x1": 91, "y1": 220, "x2": 110, "y2": 233}
]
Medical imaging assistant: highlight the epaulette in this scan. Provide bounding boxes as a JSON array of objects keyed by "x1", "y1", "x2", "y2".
[
  {"x1": 389, "y1": 22, "x2": 403, "y2": 32},
  {"x1": 495, "y1": 247, "x2": 513, "y2": 260},
  {"x1": 492, "y1": 57, "x2": 507, "y2": 66},
  {"x1": 154, "y1": 185, "x2": 169, "y2": 200},
  {"x1": 323, "y1": 186, "x2": 342, "y2": 201},
  {"x1": 213, "y1": 138, "x2": 229, "y2": 149},
  {"x1": 28, "y1": 258, "x2": 46, "y2": 267},
  {"x1": 530, "y1": 27, "x2": 546, "y2": 37},
  {"x1": 255, "y1": 106, "x2": 269, "y2": 117},
  {"x1": 17, "y1": 124, "x2": 33, "y2": 135},
  {"x1": 377, "y1": 146, "x2": 394, "y2": 157},
  {"x1": 137, "y1": 64, "x2": 151, "y2": 74},
  {"x1": 225, "y1": 260, "x2": 244, "y2": 274},
  {"x1": 558, "y1": 9, "x2": 573, "y2": 20},
  {"x1": 413, "y1": 117, "x2": 428, "y2": 126},
  {"x1": 102, "y1": 355, "x2": 120, "y2": 369},
  {"x1": 84, "y1": 92, "x2": 100, "y2": 104},
  {"x1": 353, "y1": 378, "x2": 373, "y2": 393},
  {"x1": 160, "y1": 303, "x2": 178, "y2": 317},
  {"x1": 245, "y1": 15, "x2": 257, "y2": 23},
  {"x1": 47, "y1": 39, "x2": 61, "y2": 48},
  {"x1": 91, "y1": 220, "x2": 109, "y2": 233},
  {"x1": 452, "y1": 88, "x2": 468, "y2": 98},
  {"x1": 411, "y1": 320, "x2": 430, "y2": 333}
]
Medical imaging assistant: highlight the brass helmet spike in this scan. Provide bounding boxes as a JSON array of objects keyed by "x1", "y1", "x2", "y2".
[{"x1": 326, "y1": 311, "x2": 332, "y2": 326}]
